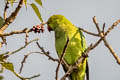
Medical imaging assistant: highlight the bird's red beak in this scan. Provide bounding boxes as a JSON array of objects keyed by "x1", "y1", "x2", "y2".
[{"x1": 47, "y1": 25, "x2": 52, "y2": 32}]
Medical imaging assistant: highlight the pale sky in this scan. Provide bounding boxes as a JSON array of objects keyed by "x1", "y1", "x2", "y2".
[{"x1": 0, "y1": 0, "x2": 120, "y2": 80}]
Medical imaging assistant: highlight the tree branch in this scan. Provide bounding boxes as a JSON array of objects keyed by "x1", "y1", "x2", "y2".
[
  {"x1": 3, "y1": 1, "x2": 9, "y2": 20},
  {"x1": 5, "y1": 38, "x2": 39, "y2": 56},
  {"x1": 19, "y1": 51, "x2": 42, "y2": 73},
  {"x1": 93, "y1": 17, "x2": 120, "y2": 65},
  {"x1": 93, "y1": 16, "x2": 101, "y2": 34},
  {"x1": 36, "y1": 42, "x2": 59, "y2": 62},
  {"x1": 105, "y1": 19, "x2": 120, "y2": 36},
  {"x1": 61, "y1": 44, "x2": 92, "y2": 80},
  {"x1": 0, "y1": 28, "x2": 32, "y2": 37},
  {"x1": 0, "y1": 0, "x2": 24, "y2": 34},
  {"x1": 79, "y1": 27, "x2": 99, "y2": 37},
  {"x1": 56, "y1": 38, "x2": 69, "y2": 80},
  {"x1": 103, "y1": 37, "x2": 120, "y2": 64}
]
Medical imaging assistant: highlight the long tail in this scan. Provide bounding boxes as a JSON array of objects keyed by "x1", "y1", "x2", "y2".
[
  {"x1": 86, "y1": 60, "x2": 89, "y2": 80},
  {"x1": 69, "y1": 59, "x2": 88, "y2": 80}
]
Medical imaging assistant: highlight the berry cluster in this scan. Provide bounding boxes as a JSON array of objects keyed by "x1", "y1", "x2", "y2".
[{"x1": 32, "y1": 24, "x2": 44, "y2": 33}]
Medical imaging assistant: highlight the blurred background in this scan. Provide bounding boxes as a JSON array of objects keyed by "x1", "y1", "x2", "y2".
[{"x1": 0, "y1": 0, "x2": 120, "y2": 80}]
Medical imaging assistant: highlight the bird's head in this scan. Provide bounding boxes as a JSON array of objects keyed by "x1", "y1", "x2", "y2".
[{"x1": 47, "y1": 14, "x2": 69, "y2": 32}]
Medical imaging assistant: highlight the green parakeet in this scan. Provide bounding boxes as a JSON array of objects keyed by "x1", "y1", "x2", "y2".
[{"x1": 47, "y1": 15, "x2": 89, "y2": 80}]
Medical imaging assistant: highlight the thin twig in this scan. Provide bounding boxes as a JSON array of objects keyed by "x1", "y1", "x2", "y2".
[
  {"x1": 105, "y1": 19, "x2": 120, "y2": 36},
  {"x1": 102, "y1": 23, "x2": 105, "y2": 35},
  {"x1": 19, "y1": 51, "x2": 42, "y2": 73},
  {"x1": 0, "y1": 38, "x2": 39, "y2": 61},
  {"x1": 9, "y1": 38, "x2": 39, "y2": 55},
  {"x1": 91, "y1": 38, "x2": 102, "y2": 49},
  {"x1": 36, "y1": 42, "x2": 59, "y2": 62},
  {"x1": 25, "y1": 74, "x2": 40, "y2": 79},
  {"x1": 93, "y1": 17, "x2": 120, "y2": 65},
  {"x1": 0, "y1": 28, "x2": 32, "y2": 37},
  {"x1": 0, "y1": 0, "x2": 24, "y2": 34},
  {"x1": 103, "y1": 37, "x2": 120, "y2": 64},
  {"x1": 61, "y1": 44, "x2": 92, "y2": 80},
  {"x1": 56, "y1": 38, "x2": 69, "y2": 80},
  {"x1": 93, "y1": 16, "x2": 101, "y2": 34},
  {"x1": 25, "y1": 28, "x2": 30, "y2": 44},
  {"x1": 14, "y1": 70, "x2": 40, "y2": 80},
  {"x1": 79, "y1": 27, "x2": 99, "y2": 37},
  {"x1": 19, "y1": 54, "x2": 29, "y2": 74},
  {"x1": 19, "y1": 55, "x2": 28, "y2": 74},
  {"x1": 4, "y1": 1, "x2": 9, "y2": 20},
  {"x1": 61, "y1": 59, "x2": 70, "y2": 70},
  {"x1": 61, "y1": 65, "x2": 75, "y2": 80}
]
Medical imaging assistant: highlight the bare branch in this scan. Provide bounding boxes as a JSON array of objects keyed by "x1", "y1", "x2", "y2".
[
  {"x1": 56, "y1": 38, "x2": 69, "y2": 80},
  {"x1": 0, "y1": 38, "x2": 39, "y2": 62},
  {"x1": 19, "y1": 51, "x2": 42, "y2": 74},
  {"x1": 25, "y1": 74, "x2": 40, "y2": 80},
  {"x1": 14, "y1": 70, "x2": 40, "y2": 80},
  {"x1": 3, "y1": 1, "x2": 9, "y2": 20},
  {"x1": 102, "y1": 23, "x2": 105, "y2": 34},
  {"x1": 61, "y1": 44, "x2": 92, "y2": 80},
  {"x1": 93, "y1": 17, "x2": 120, "y2": 65},
  {"x1": 93, "y1": 16, "x2": 101, "y2": 34},
  {"x1": 61, "y1": 65, "x2": 75, "y2": 80},
  {"x1": 0, "y1": 0, "x2": 24, "y2": 33},
  {"x1": 79, "y1": 27, "x2": 99, "y2": 37},
  {"x1": 105, "y1": 19, "x2": 120, "y2": 36},
  {"x1": 19, "y1": 54, "x2": 29, "y2": 74},
  {"x1": 91, "y1": 38, "x2": 102, "y2": 50},
  {"x1": 8, "y1": 38, "x2": 39, "y2": 55},
  {"x1": 102, "y1": 38, "x2": 120, "y2": 64},
  {"x1": 0, "y1": 28, "x2": 32, "y2": 37},
  {"x1": 36, "y1": 42, "x2": 59, "y2": 62},
  {"x1": 25, "y1": 29, "x2": 30, "y2": 44}
]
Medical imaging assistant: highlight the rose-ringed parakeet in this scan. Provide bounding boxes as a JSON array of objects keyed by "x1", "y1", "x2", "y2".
[{"x1": 47, "y1": 15, "x2": 89, "y2": 80}]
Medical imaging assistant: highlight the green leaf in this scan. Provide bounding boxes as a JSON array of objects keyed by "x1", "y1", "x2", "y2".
[
  {"x1": 35, "y1": 0, "x2": 42, "y2": 6},
  {"x1": 30, "y1": 3, "x2": 43, "y2": 22},
  {"x1": 23, "y1": 0, "x2": 27, "y2": 6},
  {"x1": 0, "y1": 75, "x2": 4, "y2": 80},
  {"x1": 23, "y1": 0, "x2": 27, "y2": 9},
  {"x1": 0, "y1": 16, "x2": 4, "y2": 28},
  {"x1": 0, "y1": 52, "x2": 9, "y2": 62},
  {"x1": 0, "y1": 66, "x2": 4, "y2": 73},
  {"x1": 1, "y1": 62, "x2": 14, "y2": 72},
  {"x1": 0, "y1": 54, "x2": 5, "y2": 62}
]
